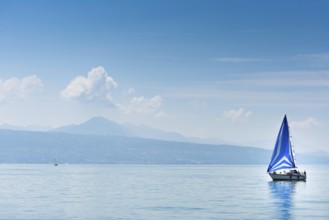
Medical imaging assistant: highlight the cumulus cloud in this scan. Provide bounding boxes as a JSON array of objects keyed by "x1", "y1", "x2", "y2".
[
  {"x1": 291, "y1": 117, "x2": 319, "y2": 129},
  {"x1": 61, "y1": 66, "x2": 117, "y2": 104},
  {"x1": 0, "y1": 75, "x2": 43, "y2": 102},
  {"x1": 223, "y1": 108, "x2": 251, "y2": 122},
  {"x1": 117, "y1": 95, "x2": 166, "y2": 118}
]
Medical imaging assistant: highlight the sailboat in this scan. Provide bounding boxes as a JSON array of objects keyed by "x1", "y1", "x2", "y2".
[{"x1": 267, "y1": 115, "x2": 306, "y2": 181}]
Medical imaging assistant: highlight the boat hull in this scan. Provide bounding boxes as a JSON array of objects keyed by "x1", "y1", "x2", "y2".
[{"x1": 269, "y1": 172, "x2": 306, "y2": 181}]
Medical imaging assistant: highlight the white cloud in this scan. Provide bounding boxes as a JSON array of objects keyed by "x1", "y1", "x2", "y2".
[
  {"x1": 223, "y1": 108, "x2": 251, "y2": 122},
  {"x1": 0, "y1": 75, "x2": 43, "y2": 102},
  {"x1": 61, "y1": 66, "x2": 117, "y2": 104},
  {"x1": 291, "y1": 117, "x2": 320, "y2": 129},
  {"x1": 214, "y1": 57, "x2": 270, "y2": 63},
  {"x1": 117, "y1": 95, "x2": 166, "y2": 117}
]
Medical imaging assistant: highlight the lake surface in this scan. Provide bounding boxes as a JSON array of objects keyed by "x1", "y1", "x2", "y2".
[{"x1": 0, "y1": 164, "x2": 328, "y2": 219}]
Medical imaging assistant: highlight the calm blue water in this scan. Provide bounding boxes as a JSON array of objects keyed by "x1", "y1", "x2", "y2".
[{"x1": 0, "y1": 165, "x2": 328, "y2": 219}]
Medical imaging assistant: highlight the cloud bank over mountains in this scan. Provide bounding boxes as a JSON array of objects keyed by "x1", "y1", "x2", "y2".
[{"x1": 1, "y1": 66, "x2": 321, "y2": 129}]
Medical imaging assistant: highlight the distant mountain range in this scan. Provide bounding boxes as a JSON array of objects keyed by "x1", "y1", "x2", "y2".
[
  {"x1": 0, "y1": 129, "x2": 266, "y2": 164},
  {"x1": 54, "y1": 117, "x2": 132, "y2": 136},
  {"x1": 0, "y1": 117, "x2": 328, "y2": 164},
  {"x1": 53, "y1": 116, "x2": 233, "y2": 145}
]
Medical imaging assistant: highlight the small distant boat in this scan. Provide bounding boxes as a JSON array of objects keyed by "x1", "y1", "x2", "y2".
[
  {"x1": 54, "y1": 159, "x2": 58, "y2": 166},
  {"x1": 267, "y1": 115, "x2": 306, "y2": 181}
]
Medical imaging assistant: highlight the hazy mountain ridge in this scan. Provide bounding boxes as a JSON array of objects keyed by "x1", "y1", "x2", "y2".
[
  {"x1": 0, "y1": 129, "x2": 269, "y2": 164},
  {"x1": 0, "y1": 128, "x2": 328, "y2": 165},
  {"x1": 0, "y1": 117, "x2": 328, "y2": 165},
  {"x1": 53, "y1": 116, "x2": 231, "y2": 145},
  {"x1": 0, "y1": 117, "x2": 250, "y2": 146},
  {"x1": 54, "y1": 117, "x2": 132, "y2": 136}
]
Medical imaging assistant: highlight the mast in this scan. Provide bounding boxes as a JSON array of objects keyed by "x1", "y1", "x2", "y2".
[{"x1": 286, "y1": 115, "x2": 297, "y2": 167}]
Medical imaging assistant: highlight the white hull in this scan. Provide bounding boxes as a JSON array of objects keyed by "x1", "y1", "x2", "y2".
[{"x1": 269, "y1": 172, "x2": 306, "y2": 181}]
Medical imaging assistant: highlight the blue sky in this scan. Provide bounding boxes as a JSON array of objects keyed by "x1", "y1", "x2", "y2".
[{"x1": 1, "y1": 0, "x2": 329, "y2": 153}]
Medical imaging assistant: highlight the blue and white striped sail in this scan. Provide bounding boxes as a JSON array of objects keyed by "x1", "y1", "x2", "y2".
[{"x1": 267, "y1": 115, "x2": 296, "y2": 173}]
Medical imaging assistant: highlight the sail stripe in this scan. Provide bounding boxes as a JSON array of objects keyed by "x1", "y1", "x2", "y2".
[{"x1": 271, "y1": 156, "x2": 294, "y2": 170}]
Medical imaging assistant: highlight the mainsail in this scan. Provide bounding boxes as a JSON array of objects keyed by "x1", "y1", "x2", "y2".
[{"x1": 267, "y1": 115, "x2": 296, "y2": 173}]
